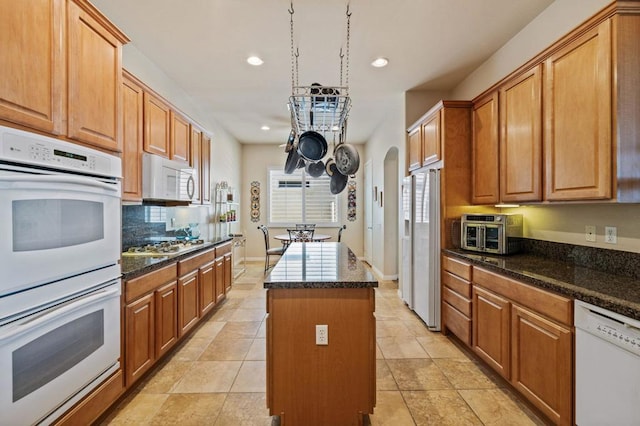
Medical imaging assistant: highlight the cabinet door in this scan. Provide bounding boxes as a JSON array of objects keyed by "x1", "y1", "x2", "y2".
[
  {"x1": 224, "y1": 252, "x2": 233, "y2": 293},
  {"x1": 544, "y1": 20, "x2": 612, "y2": 200},
  {"x1": 170, "y1": 111, "x2": 190, "y2": 163},
  {"x1": 143, "y1": 92, "x2": 170, "y2": 157},
  {"x1": 122, "y1": 73, "x2": 143, "y2": 201},
  {"x1": 472, "y1": 286, "x2": 510, "y2": 378},
  {"x1": 199, "y1": 260, "x2": 216, "y2": 316},
  {"x1": 124, "y1": 293, "x2": 155, "y2": 387},
  {"x1": 178, "y1": 270, "x2": 199, "y2": 337},
  {"x1": 214, "y1": 256, "x2": 225, "y2": 303},
  {"x1": 511, "y1": 305, "x2": 572, "y2": 426},
  {"x1": 499, "y1": 66, "x2": 542, "y2": 202},
  {"x1": 201, "y1": 134, "x2": 212, "y2": 204},
  {"x1": 0, "y1": 0, "x2": 63, "y2": 134},
  {"x1": 407, "y1": 126, "x2": 422, "y2": 172},
  {"x1": 422, "y1": 110, "x2": 441, "y2": 166},
  {"x1": 472, "y1": 92, "x2": 500, "y2": 204},
  {"x1": 155, "y1": 280, "x2": 178, "y2": 358},
  {"x1": 190, "y1": 125, "x2": 202, "y2": 204},
  {"x1": 67, "y1": 1, "x2": 122, "y2": 152}
]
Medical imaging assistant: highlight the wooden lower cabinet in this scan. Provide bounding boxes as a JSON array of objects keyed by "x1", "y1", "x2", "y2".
[
  {"x1": 511, "y1": 305, "x2": 572, "y2": 425},
  {"x1": 442, "y1": 256, "x2": 473, "y2": 345},
  {"x1": 266, "y1": 288, "x2": 376, "y2": 425},
  {"x1": 155, "y1": 281, "x2": 178, "y2": 358},
  {"x1": 469, "y1": 266, "x2": 573, "y2": 426},
  {"x1": 199, "y1": 259, "x2": 216, "y2": 316},
  {"x1": 224, "y1": 252, "x2": 232, "y2": 293},
  {"x1": 178, "y1": 270, "x2": 200, "y2": 337},
  {"x1": 214, "y1": 255, "x2": 225, "y2": 303},
  {"x1": 472, "y1": 286, "x2": 511, "y2": 379},
  {"x1": 125, "y1": 292, "x2": 155, "y2": 385}
]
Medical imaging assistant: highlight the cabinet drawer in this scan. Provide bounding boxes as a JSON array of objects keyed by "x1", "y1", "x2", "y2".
[
  {"x1": 125, "y1": 263, "x2": 177, "y2": 302},
  {"x1": 443, "y1": 302, "x2": 471, "y2": 346},
  {"x1": 178, "y1": 248, "x2": 215, "y2": 276},
  {"x1": 443, "y1": 287, "x2": 471, "y2": 317},
  {"x1": 442, "y1": 271, "x2": 471, "y2": 298},
  {"x1": 442, "y1": 256, "x2": 472, "y2": 281},
  {"x1": 216, "y1": 242, "x2": 232, "y2": 256},
  {"x1": 473, "y1": 267, "x2": 573, "y2": 326}
]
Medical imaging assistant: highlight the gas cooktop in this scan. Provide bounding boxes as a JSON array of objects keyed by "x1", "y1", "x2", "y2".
[{"x1": 122, "y1": 239, "x2": 205, "y2": 257}]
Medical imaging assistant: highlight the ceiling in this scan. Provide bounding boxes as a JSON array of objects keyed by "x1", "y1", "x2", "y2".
[{"x1": 92, "y1": 0, "x2": 554, "y2": 145}]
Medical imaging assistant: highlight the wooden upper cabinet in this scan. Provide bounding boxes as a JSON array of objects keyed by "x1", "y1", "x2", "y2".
[
  {"x1": 144, "y1": 92, "x2": 171, "y2": 157},
  {"x1": 122, "y1": 73, "x2": 143, "y2": 201},
  {"x1": 201, "y1": 134, "x2": 212, "y2": 204},
  {"x1": 422, "y1": 109, "x2": 441, "y2": 166},
  {"x1": 544, "y1": 19, "x2": 612, "y2": 201},
  {"x1": 0, "y1": 0, "x2": 63, "y2": 134},
  {"x1": 170, "y1": 111, "x2": 190, "y2": 163},
  {"x1": 499, "y1": 65, "x2": 542, "y2": 203},
  {"x1": 472, "y1": 92, "x2": 499, "y2": 204},
  {"x1": 190, "y1": 125, "x2": 202, "y2": 204},
  {"x1": 407, "y1": 125, "x2": 422, "y2": 172},
  {"x1": 67, "y1": 0, "x2": 126, "y2": 152}
]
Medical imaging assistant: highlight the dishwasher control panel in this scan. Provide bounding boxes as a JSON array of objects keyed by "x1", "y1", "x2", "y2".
[{"x1": 575, "y1": 300, "x2": 640, "y2": 357}]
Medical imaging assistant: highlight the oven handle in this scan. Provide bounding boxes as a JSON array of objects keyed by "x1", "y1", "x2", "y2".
[
  {"x1": 0, "y1": 285, "x2": 120, "y2": 342},
  {"x1": 0, "y1": 174, "x2": 119, "y2": 193}
]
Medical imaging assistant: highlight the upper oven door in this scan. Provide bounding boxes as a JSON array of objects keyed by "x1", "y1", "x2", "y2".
[{"x1": 0, "y1": 171, "x2": 121, "y2": 296}]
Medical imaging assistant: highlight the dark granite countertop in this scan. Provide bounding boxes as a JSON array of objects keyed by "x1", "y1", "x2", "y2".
[
  {"x1": 443, "y1": 248, "x2": 640, "y2": 322},
  {"x1": 264, "y1": 242, "x2": 378, "y2": 289},
  {"x1": 121, "y1": 236, "x2": 233, "y2": 280}
]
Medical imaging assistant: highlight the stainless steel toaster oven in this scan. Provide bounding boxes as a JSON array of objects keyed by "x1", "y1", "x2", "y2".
[{"x1": 461, "y1": 214, "x2": 523, "y2": 255}]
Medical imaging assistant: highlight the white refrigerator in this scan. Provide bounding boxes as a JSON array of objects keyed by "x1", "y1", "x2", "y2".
[{"x1": 401, "y1": 169, "x2": 441, "y2": 330}]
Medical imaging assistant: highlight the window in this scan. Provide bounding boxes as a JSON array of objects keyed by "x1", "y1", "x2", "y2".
[{"x1": 268, "y1": 168, "x2": 339, "y2": 226}]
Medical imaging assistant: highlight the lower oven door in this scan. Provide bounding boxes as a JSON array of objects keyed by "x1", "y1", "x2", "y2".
[
  {"x1": 0, "y1": 171, "x2": 121, "y2": 296},
  {"x1": 0, "y1": 282, "x2": 121, "y2": 425}
]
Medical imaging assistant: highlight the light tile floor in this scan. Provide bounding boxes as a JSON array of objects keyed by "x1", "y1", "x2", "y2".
[{"x1": 102, "y1": 261, "x2": 546, "y2": 425}]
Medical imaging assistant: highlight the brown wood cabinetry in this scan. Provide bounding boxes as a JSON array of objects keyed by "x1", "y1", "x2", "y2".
[
  {"x1": 471, "y1": 266, "x2": 573, "y2": 425},
  {"x1": 199, "y1": 259, "x2": 216, "y2": 316},
  {"x1": 266, "y1": 288, "x2": 376, "y2": 425},
  {"x1": 499, "y1": 65, "x2": 542, "y2": 203},
  {"x1": 67, "y1": 1, "x2": 124, "y2": 152},
  {"x1": 0, "y1": 0, "x2": 128, "y2": 152},
  {"x1": 441, "y1": 256, "x2": 472, "y2": 345},
  {"x1": 143, "y1": 92, "x2": 171, "y2": 157},
  {"x1": 121, "y1": 72, "x2": 144, "y2": 201},
  {"x1": 421, "y1": 109, "x2": 441, "y2": 166},
  {"x1": 544, "y1": 20, "x2": 611, "y2": 201},
  {"x1": 407, "y1": 126, "x2": 422, "y2": 172},
  {"x1": 0, "y1": 0, "x2": 63, "y2": 135},
  {"x1": 124, "y1": 263, "x2": 178, "y2": 387},
  {"x1": 471, "y1": 92, "x2": 499, "y2": 204},
  {"x1": 217, "y1": 241, "x2": 233, "y2": 294},
  {"x1": 170, "y1": 111, "x2": 190, "y2": 163},
  {"x1": 472, "y1": 285, "x2": 511, "y2": 379},
  {"x1": 177, "y1": 270, "x2": 199, "y2": 337},
  {"x1": 201, "y1": 134, "x2": 212, "y2": 203},
  {"x1": 214, "y1": 255, "x2": 225, "y2": 303}
]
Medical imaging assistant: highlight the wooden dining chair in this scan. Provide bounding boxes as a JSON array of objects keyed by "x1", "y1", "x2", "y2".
[
  {"x1": 258, "y1": 225, "x2": 285, "y2": 273},
  {"x1": 288, "y1": 228, "x2": 315, "y2": 242}
]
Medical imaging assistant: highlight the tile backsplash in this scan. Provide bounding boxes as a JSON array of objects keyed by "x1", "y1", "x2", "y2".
[{"x1": 122, "y1": 205, "x2": 212, "y2": 250}]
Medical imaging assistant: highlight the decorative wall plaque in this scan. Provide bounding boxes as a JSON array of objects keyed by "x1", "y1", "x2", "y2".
[
  {"x1": 347, "y1": 180, "x2": 356, "y2": 221},
  {"x1": 250, "y1": 181, "x2": 260, "y2": 222}
]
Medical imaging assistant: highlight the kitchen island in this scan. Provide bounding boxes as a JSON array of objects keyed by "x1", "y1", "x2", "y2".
[{"x1": 264, "y1": 242, "x2": 378, "y2": 426}]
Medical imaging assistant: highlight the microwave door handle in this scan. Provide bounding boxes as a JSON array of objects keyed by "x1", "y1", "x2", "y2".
[
  {"x1": 0, "y1": 285, "x2": 120, "y2": 342},
  {"x1": 187, "y1": 174, "x2": 195, "y2": 199},
  {"x1": 479, "y1": 226, "x2": 485, "y2": 251},
  {"x1": 0, "y1": 175, "x2": 119, "y2": 193}
]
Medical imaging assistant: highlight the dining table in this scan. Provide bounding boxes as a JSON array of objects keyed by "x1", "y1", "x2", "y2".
[{"x1": 273, "y1": 233, "x2": 332, "y2": 247}]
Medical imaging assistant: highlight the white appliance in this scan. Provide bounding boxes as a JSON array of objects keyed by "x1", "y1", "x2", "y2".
[
  {"x1": 142, "y1": 153, "x2": 196, "y2": 202},
  {"x1": 401, "y1": 176, "x2": 414, "y2": 308},
  {"x1": 0, "y1": 125, "x2": 122, "y2": 425},
  {"x1": 575, "y1": 300, "x2": 640, "y2": 426},
  {"x1": 401, "y1": 168, "x2": 441, "y2": 330}
]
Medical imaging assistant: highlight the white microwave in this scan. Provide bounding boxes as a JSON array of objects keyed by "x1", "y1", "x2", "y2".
[{"x1": 142, "y1": 153, "x2": 196, "y2": 202}]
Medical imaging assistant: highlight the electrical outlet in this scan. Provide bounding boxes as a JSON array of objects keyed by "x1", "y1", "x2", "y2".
[
  {"x1": 605, "y1": 226, "x2": 617, "y2": 244},
  {"x1": 585, "y1": 225, "x2": 596, "y2": 242},
  {"x1": 316, "y1": 324, "x2": 328, "y2": 345}
]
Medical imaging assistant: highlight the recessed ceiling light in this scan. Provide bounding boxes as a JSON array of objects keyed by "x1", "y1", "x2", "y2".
[
  {"x1": 261, "y1": 125, "x2": 270, "y2": 131},
  {"x1": 247, "y1": 56, "x2": 264, "y2": 66},
  {"x1": 371, "y1": 57, "x2": 389, "y2": 68}
]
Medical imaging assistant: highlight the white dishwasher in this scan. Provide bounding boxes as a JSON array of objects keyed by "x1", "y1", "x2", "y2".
[{"x1": 575, "y1": 300, "x2": 640, "y2": 426}]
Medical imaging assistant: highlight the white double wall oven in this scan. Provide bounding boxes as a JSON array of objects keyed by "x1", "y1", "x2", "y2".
[{"x1": 0, "y1": 125, "x2": 122, "y2": 425}]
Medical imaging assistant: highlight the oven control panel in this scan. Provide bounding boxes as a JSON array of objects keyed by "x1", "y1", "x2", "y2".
[{"x1": 0, "y1": 125, "x2": 121, "y2": 178}]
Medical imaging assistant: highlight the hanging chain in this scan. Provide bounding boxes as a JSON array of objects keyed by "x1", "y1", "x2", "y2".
[
  {"x1": 345, "y1": 3, "x2": 351, "y2": 89},
  {"x1": 289, "y1": 2, "x2": 297, "y2": 91},
  {"x1": 339, "y1": 48, "x2": 344, "y2": 87}
]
